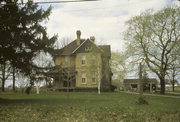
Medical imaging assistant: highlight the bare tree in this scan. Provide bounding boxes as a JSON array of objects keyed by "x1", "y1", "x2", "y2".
[
  {"x1": 166, "y1": 43, "x2": 180, "y2": 92},
  {"x1": 111, "y1": 51, "x2": 127, "y2": 83},
  {"x1": 61, "y1": 67, "x2": 76, "y2": 92},
  {"x1": 97, "y1": 59, "x2": 102, "y2": 94},
  {"x1": 32, "y1": 51, "x2": 54, "y2": 94},
  {"x1": 167, "y1": 61, "x2": 180, "y2": 92},
  {"x1": 55, "y1": 37, "x2": 72, "y2": 49},
  {"x1": 124, "y1": 6, "x2": 180, "y2": 94}
]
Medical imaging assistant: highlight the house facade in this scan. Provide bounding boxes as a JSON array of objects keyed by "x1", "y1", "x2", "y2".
[{"x1": 50, "y1": 30, "x2": 112, "y2": 91}]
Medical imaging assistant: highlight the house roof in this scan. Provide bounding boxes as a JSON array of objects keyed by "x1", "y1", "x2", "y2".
[
  {"x1": 51, "y1": 39, "x2": 85, "y2": 56},
  {"x1": 61, "y1": 39, "x2": 85, "y2": 56},
  {"x1": 51, "y1": 49, "x2": 63, "y2": 56},
  {"x1": 99, "y1": 45, "x2": 111, "y2": 57},
  {"x1": 52, "y1": 38, "x2": 111, "y2": 57},
  {"x1": 123, "y1": 78, "x2": 158, "y2": 84},
  {"x1": 73, "y1": 39, "x2": 103, "y2": 54}
]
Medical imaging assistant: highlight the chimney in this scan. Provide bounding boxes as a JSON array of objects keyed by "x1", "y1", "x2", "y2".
[
  {"x1": 76, "y1": 30, "x2": 81, "y2": 45},
  {"x1": 90, "y1": 36, "x2": 95, "y2": 43}
]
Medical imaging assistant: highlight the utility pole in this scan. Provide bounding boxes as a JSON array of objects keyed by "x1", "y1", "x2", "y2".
[{"x1": 136, "y1": 62, "x2": 148, "y2": 105}]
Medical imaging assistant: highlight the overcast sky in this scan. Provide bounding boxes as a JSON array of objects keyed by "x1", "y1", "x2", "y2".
[
  {"x1": 41, "y1": 0, "x2": 179, "y2": 52},
  {"x1": 23, "y1": 0, "x2": 177, "y2": 52},
  {"x1": 4, "y1": 0, "x2": 180, "y2": 86}
]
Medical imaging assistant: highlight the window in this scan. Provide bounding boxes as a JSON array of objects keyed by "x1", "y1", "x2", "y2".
[
  {"x1": 92, "y1": 72, "x2": 96, "y2": 84},
  {"x1": 81, "y1": 55, "x2": 86, "y2": 65},
  {"x1": 81, "y1": 72, "x2": 86, "y2": 84},
  {"x1": 85, "y1": 46, "x2": 92, "y2": 51}
]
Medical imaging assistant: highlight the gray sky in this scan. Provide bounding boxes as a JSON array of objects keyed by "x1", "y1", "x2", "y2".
[
  {"x1": 39, "y1": 0, "x2": 179, "y2": 52},
  {"x1": 3, "y1": 0, "x2": 180, "y2": 87}
]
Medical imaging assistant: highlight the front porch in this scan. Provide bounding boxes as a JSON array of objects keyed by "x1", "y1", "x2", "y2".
[
  {"x1": 55, "y1": 87, "x2": 75, "y2": 92},
  {"x1": 47, "y1": 66, "x2": 76, "y2": 90}
]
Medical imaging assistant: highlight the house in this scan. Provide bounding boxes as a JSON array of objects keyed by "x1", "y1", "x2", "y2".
[
  {"x1": 123, "y1": 78, "x2": 158, "y2": 92},
  {"x1": 49, "y1": 30, "x2": 112, "y2": 91}
]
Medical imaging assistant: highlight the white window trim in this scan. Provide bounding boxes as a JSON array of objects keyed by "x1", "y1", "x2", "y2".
[
  {"x1": 81, "y1": 72, "x2": 87, "y2": 84},
  {"x1": 81, "y1": 55, "x2": 86, "y2": 65}
]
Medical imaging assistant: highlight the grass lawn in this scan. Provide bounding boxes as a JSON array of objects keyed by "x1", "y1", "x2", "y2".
[
  {"x1": 0, "y1": 91, "x2": 180, "y2": 122},
  {"x1": 166, "y1": 86, "x2": 180, "y2": 93}
]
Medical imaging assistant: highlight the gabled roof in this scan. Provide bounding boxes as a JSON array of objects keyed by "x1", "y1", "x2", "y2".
[
  {"x1": 50, "y1": 49, "x2": 64, "y2": 56},
  {"x1": 61, "y1": 39, "x2": 83, "y2": 55},
  {"x1": 53, "y1": 39, "x2": 85, "y2": 56},
  {"x1": 52, "y1": 38, "x2": 111, "y2": 57},
  {"x1": 73, "y1": 39, "x2": 103, "y2": 54}
]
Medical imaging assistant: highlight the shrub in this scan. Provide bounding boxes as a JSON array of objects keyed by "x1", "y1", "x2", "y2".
[
  {"x1": 25, "y1": 87, "x2": 32, "y2": 94},
  {"x1": 136, "y1": 96, "x2": 148, "y2": 105}
]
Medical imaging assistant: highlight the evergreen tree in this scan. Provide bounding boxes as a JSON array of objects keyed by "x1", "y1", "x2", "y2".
[{"x1": 0, "y1": 0, "x2": 57, "y2": 91}]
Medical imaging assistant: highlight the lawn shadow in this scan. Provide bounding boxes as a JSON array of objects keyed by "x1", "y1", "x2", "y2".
[
  {"x1": 0, "y1": 97, "x2": 112, "y2": 107},
  {"x1": 0, "y1": 98, "x2": 46, "y2": 104}
]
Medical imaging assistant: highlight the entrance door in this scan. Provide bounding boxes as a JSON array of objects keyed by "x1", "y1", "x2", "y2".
[{"x1": 63, "y1": 81, "x2": 71, "y2": 87}]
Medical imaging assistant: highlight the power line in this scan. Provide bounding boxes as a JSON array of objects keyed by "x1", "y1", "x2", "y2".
[
  {"x1": 60, "y1": 0, "x2": 150, "y2": 13},
  {"x1": 0, "y1": 0, "x2": 99, "y2": 5},
  {"x1": 32, "y1": 0, "x2": 99, "y2": 4}
]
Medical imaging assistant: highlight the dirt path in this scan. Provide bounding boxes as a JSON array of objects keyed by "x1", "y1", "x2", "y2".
[{"x1": 120, "y1": 91, "x2": 180, "y2": 99}]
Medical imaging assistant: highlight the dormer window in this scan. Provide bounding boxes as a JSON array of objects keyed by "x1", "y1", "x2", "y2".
[
  {"x1": 81, "y1": 55, "x2": 86, "y2": 65},
  {"x1": 85, "y1": 46, "x2": 92, "y2": 51}
]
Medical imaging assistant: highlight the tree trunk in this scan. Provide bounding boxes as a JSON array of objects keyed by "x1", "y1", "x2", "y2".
[
  {"x1": 172, "y1": 82, "x2": 175, "y2": 92},
  {"x1": 36, "y1": 85, "x2": 39, "y2": 94},
  {"x1": 172, "y1": 75, "x2": 175, "y2": 92},
  {"x1": 1, "y1": 64, "x2": 6, "y2": 92},
  {"x1": 172, "y1": 69, "x2": 175, "y2": 92},
  {"x1": 160, "y1": 77, "x2": 165, "y2": 94},
  {"x1": 98, "y1": 81, "x2": 101, "y2": 94},
  {"x1": 12, "y1": 67, "x2": 16, "y2": 91},
  {"x1": 67, "y1": 81, "x2": 69, "y2": 93},
  {"x1": 2, "y1": 79, "x2": 5, "y2": 92}
]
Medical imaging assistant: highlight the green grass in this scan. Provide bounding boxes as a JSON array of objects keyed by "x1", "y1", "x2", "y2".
[
  {"x1": 0, "y1": 91, "x2": 180, "y2": 122},
  {"x1": 166, "y1": 86, "x2": 180, "y2": 93}
]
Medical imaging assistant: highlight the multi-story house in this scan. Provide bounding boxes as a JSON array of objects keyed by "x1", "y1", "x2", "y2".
[{"x1": 50, "y1": 30, "x2": 112, "y2": 91}]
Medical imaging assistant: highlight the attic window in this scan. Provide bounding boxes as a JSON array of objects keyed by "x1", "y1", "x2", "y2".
[{"x1": 85, "y1": 46, "x2": 92, "y2": 51}]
